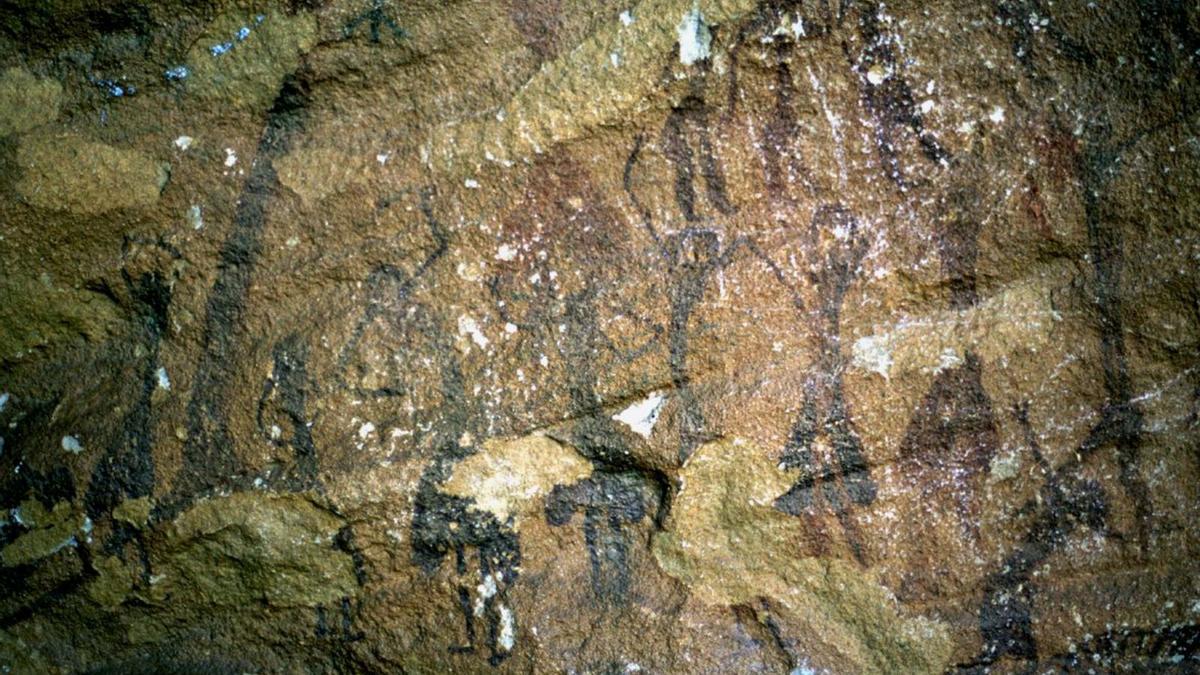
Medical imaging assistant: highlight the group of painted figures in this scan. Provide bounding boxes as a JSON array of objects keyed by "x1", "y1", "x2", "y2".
[{"x1": 3, "y1": 0, "x2": 1197, "y2": 670}]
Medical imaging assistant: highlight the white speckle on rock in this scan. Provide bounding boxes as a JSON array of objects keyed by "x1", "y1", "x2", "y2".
[
  {"x1": 358, "y1": 422, "x2": 376, "y2": 440},
  {"x1": 990, "y1": 452, "x2": 1020, "y2": 481},
  {"x1": 376, "y1": 151, "x2": 391, "y2": 165},
  {"x1": 920, "y1": 99, "x2": 935, "y2": 114},
  {"x1": 458, "y1": 315, "x2": 490, "y2": 349},
  {"x1": 504, "y1": 322, "x2": 518, "y2": 334},
  {"x1": 270, "y1": 424, "x2": 282, "y2": 440},
  {"x1": 188, "y1": 204, "x2": 204, "y2": 230},
  {"x1": 496, "y1": 244, "x2": 518, "y2": 261},
  {"x1": 478, "y1": 573, "x2": 498, "y2": 601},
  {"x1": 677, "y1": 8, "x2": 711, "y2": 66},
  {"x1": 852, "y1": 335, "x2": 893, "y2": 379},
  {"x1": 155, "y1": 367, "x2": 170, "y2": 390},
  {"x1": 933, "y1": 348, "x2": 962, "y2": 374},
  {"x1": 62, "y1": 435, "x2": 83, "y2": 454},
  {"x1": 989, "y1": 106, "x2": 1006, "y2": 123},
  {"x1": 465, "y1": 178, "x2": 480, "y2": 189},
  {"x1": 619, "y1": 10, "x2": 634, "y2": 26},
  {"x1": 610, "y1": 51, "x2": 621, "y2": 67},
  {"x1": 613, "y1": 392, "x2": 667, "y2": 438},
  {"x1": 174, "y1": 135, "x2": 193, "y2": 151},
  {"x1": 498, "y1": 604, "x2": 515, "y2": 651},
  {"x1": 224, "y1": 148, "x2": 238, "y2": 167},
  {"x1": 791, "y1": 16, "x2": 805, "y2": 39},
  {"x1": 866, "y1": 64, "x2": 888, "y2": 85}
]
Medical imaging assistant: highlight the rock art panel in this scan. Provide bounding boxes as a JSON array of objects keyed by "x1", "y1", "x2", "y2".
[{"x1": 0, "y1": 0, "x2": 1196, "y2": 672}]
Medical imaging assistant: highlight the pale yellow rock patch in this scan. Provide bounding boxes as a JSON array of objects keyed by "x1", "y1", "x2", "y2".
[
  {"x1": 276, "y1": 146, "x2": 369, "y2": 204},
  {"x1": 0, "y1": 67, "x2": 61, "y2": 136},
  {"x1": 443, "y1": 434, "x2": 593, "y2": 527},
  {"x1": 428, "y1": 0, "x2": 760, "y2": 172},
  {"x1": 654, "y1": 438, "x2": 952, "y2": 674},
  {"x1": 851, "y1": 265, "x2": 1069, "y2": 379},
  {"x1": 15, "y1": 133, "x2": 168, "y2": 214}
]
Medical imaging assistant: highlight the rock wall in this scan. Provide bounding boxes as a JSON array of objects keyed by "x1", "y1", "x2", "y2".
[{"x1": 1, "y1": 1, "x2": 1197, "y2": 672}]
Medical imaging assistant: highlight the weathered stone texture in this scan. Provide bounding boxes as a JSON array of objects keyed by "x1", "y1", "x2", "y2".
[{"x1": 0, "y1": 0, "x2": 1197, "y2": 673}]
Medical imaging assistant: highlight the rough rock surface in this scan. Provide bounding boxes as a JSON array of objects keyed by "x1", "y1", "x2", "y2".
[{"x1": 0, "y1": 1, "x2": 1198, "y2": 673}]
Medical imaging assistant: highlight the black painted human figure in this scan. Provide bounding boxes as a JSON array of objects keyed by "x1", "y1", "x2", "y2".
[
  {"x1": 896, "y1": 188, "x2": 1000, "y2": 547},
  {"x1": 317, "y1": 192, "x2": 518, "y2": 665},
  {"x1": 625, "y1": 117, "x2": 749, "y2": 463},
  {"x1": 718, "y1": 11, "x2": 883, "y2": 563},
  {"x1": 343, "y1": 0, "x2": 407, "y2": 44},
  {"x1": 543, "y1": 289, "x2": 661, "y2": 606},
  {"x1": 849, "y1": 2, "x2": 947, "y2": 189},
  {"x1": 655, "y1": 74, "x2": 743, "y2": 463},
  {"x1": 259, "y1": 333, "x2": 372, "y2": 647},
  {"x1": 410, "y1": 350, "x2": 521, "y2": 666},
  {"x1": 965, "y1": 5, "x2": 1198, "y2": 660},
  {"x1": 974, "y1": 405, "x2": 1110, "y2": 669},
  {"x1": 772, "y1": 204, "x2": 876, "y2": 565}
]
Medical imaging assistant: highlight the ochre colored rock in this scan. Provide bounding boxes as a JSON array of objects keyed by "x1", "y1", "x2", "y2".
[
  {"x1": 1, "y1": 500, "x2": 86, "y2": 568},
  {"x1": 14, "y1": 133, "x2": 168, "y2": 214},
  {"x1": 150, "y1": 492, "x2": 358, "y2": 608},
  {"x1": 0, "y1": 0, "x2": 1196, "y2": 672},
  {"x1": 443, "y1": 433, "x2": 593, "y2": 528},
  {"x1": 655, "y1": 438, "x2": 952, "y2": 674},
  {"x1": 0, "y1": 67, "x2": 61, "y2": 136},
  {"x1": 182, "y1": 8, "x2": 317, "y2": 112}
]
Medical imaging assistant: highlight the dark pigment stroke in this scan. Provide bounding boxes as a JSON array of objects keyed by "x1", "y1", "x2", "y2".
[
  {"x1": 410, "y1": 348, "x2": 521, "y2": 666},
  {"x1": 848, "y1": 1, "x2": 948, "y2": 188},
  {"x1": 257, "y1": 331, "x2": 372, "y2": 653},
  {"x1": 169, "y1": 71, "x2": 312, "y2": 514},
  {"x1": 335, "y1": 190, "x2": 451, "y2": 402},
  {"x1": 85, "y1": 266, "x2": 173, "y2": 528},
  {"x1": 326, "y1": 192, "x2": 512, "y2": 663},
  {"x1": 627, "y1": 114, "x2": 788, "y2": 464},
  {"x1": 771, "y1": 204, "x2": 876, "y2": 565},
  {"x1": 256, "y1": 334, "x2": 322, "y2": 494},
  {"x1": 963, "y1": 404, "x2": 1112, "y2": 671},
  {"x1": 544, "y1": 287, "x2": 666, "y2": 606},
  {"x1": 897, "y1": 184, "x2": 1000, "y2": 555},
  {"x1": 351, "y1": 204, "x2": 519, "y2": 666},
  {"x1": 723, "y1": 9, "x2": 881, "y2": 564},
  {"x1": 343, "y1": 0, "x2": 408, "y2": 44},
  {"x1": 962, "y1": 72, "x2": 1198, "y2": 665}
]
